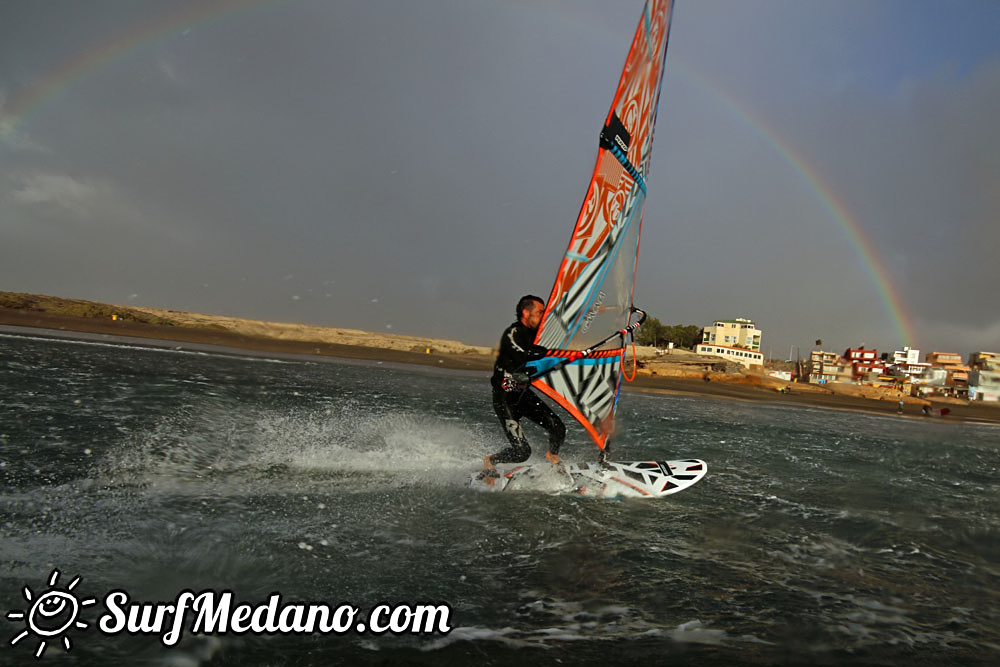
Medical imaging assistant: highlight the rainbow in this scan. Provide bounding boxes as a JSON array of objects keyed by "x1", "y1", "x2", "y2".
[
  {"x1": 673, "y1": 62, "x2": 917, "y2": 349},
  {"x1": 2, "y1": 2, "x2": 917, "y2": 349},
  {"x1": 0, "y1": 0, "x2": 280, "y2": 144}
]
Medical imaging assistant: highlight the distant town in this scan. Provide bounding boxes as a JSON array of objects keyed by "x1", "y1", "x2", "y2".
[{"x1": 691, "y1": 318, "x2": 999, "y2": 403}]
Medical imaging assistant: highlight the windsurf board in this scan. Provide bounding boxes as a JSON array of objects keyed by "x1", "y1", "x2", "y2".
[{"x1": 470, "y1": 459, "x2": 706, "y2": 499}]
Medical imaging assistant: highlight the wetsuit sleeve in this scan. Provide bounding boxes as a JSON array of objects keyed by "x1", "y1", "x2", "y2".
[
  {"x1": 507, "y1": 324, "x2": 547, "y2": 369},
  {"x1": 493, "y1": 323, "x2": 549, "y2": 388}
]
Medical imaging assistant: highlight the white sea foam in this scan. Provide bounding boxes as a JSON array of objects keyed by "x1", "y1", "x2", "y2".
[
  {"x1": 422, "y1": 610, "x2": 765, "y2": 652},
  {"x1": 99, "y1": 399, "x2": 490, "y2": 496}
]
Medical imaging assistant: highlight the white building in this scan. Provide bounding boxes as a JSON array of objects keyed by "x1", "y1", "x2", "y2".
[
  {"x1": 969, "y1": 370, "x2": 1000, "y2": 401},
  {"x1": 969, "y1": 352, "x2": 1000, "y2": 401},
  {"x1": 892, "y1": 347, "x2": 921, "y2": 365},
  {"x1": 888, "y1": 346, "x2": 931, "y2": 382},
  {"x1": 695, "y1": 343, "x2": 764, "y2": 369}
]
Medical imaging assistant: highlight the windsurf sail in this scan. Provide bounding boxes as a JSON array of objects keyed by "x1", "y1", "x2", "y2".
[{"x1": 529, "y1": 0, "x2": 673, "y2": 451}]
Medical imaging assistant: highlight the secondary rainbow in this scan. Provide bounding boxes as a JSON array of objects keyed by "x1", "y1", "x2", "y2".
[{"x1": 0, "y1": 0, "x2": 281, "y2": 144}]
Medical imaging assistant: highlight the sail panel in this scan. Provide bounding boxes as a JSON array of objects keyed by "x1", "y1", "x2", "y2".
[
  {"x1": 532, "y1": 351, "x2": 623, "y2": 450},
  {"x1": 534, "y1": 0, "x2": 673, "y2": 450}
]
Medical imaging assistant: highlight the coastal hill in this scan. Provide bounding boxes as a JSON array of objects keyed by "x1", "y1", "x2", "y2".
[{"x1": 0, "y1": 290, "x2": 497, "y2": 370}]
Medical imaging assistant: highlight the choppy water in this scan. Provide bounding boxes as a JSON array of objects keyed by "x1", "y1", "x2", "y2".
[{"x1": 1, "y1": 331, "x2": 998, "y2": 666}]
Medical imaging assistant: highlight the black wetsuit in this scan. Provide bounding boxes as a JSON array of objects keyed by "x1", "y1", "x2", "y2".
[{"x1": 487, "y1": 321, "x2": 566, "y2": 464}]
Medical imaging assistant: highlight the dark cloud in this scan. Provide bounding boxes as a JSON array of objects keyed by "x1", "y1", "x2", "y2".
[{"x1": 2, "y1": 0, "x2": 998, "y2": 358}]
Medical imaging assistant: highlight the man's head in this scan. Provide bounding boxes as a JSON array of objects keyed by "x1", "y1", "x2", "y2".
[{"x1": 516, "y1": 295, "x2": 545, "y2": 329}]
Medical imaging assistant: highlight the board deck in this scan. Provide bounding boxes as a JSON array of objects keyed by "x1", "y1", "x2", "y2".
[{"x1": 470, "y1": 459, "x2": 707, "y2": 498}]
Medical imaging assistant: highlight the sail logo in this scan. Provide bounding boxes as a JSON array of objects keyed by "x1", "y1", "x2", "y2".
[
  {"x1": 600, "y1": 111, "x2": 631, "y2": 156},
  {"x1": 6, "y1": 569, "x2": 453, "y2": 659},
  {"x1": 581, "y1": 291, "x2": 606, "y2": 333},
  {"x1": 613, "y1": 133, "x2": 629, "y2": 153}
]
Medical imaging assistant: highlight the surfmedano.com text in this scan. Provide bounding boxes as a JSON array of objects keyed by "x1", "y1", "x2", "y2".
[{"x1": 99, "y1": 590, "x2": 453, "y2": 646}]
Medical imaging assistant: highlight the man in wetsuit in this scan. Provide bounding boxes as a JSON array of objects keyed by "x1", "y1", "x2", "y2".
[{"x1": 483, "y1": 295, "x2": 581, "y2": 472}]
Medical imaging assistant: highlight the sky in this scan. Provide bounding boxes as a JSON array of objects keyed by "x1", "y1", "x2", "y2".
[{"x1": 1, "y1": 0, "x2": 999, "y2": 360}]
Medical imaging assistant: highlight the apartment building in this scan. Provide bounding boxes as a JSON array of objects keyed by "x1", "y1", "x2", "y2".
[
  {"x1": 969, "y1": 352, "x2": 1000, "y2": 371},
  {"x1": 968, "y1": 351, "x2": 1000, "y2": 401},
  {"x1": 844, "y1": 347, "x2": 885, "y2": 380},
  {"x1": 809, "y1": 350, "x2": 852, "y2": 384},
  {"x1": 701, "y1": 318, "x2": 761, "y2": 351},
  {"x1": 888, "y1": 346, "x2": 931, "y2": 383},
  {"x1": 926, "y1": 351, "x2": 970, "y2": 393}
]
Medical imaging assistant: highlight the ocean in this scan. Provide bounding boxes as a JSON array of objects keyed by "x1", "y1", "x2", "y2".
[{"x1": 1, "y1": 331, "x2": 998, "y2": 666}]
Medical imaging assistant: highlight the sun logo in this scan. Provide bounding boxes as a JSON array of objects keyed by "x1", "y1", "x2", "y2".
[{"x1": 6, "y1": 569, "x2": 97, "y2": 658}]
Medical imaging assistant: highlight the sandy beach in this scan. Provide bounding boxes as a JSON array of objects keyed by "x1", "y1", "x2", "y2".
[{"x1": 2, "y1": 292, "x2": 998, "y2": 425}]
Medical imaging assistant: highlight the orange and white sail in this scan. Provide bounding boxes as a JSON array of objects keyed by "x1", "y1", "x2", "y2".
[{"x1": 532, "y1": 0, "x2": 673, "y2": 450}]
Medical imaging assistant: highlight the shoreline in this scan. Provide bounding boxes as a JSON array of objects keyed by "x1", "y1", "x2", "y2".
[
  {"x1": 0, "y1": 308, "x2": 494, "y2": 372},
  {"x1": 3, "y1": 306, "x2": 998, "y2": 426}
]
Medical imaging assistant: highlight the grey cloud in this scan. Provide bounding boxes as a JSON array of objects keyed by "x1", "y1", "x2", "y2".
[{"x1": 1, "y1": 0, "x2": 998, "y2": 357}]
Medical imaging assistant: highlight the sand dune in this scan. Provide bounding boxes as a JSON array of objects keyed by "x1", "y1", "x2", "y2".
[{"x1": 128, "y1": 305, "x2": 494, "y2": 356}]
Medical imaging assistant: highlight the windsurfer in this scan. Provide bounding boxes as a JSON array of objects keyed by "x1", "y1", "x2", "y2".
[{"x1": 483, "y1": 295, "x2": 581, "y2": 472}]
